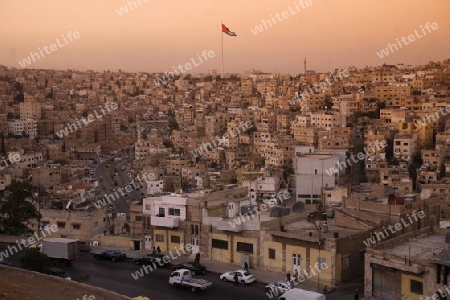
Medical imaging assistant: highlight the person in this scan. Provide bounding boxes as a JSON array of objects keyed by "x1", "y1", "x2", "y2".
[
  {"x1": 157, "y1": 246, "x2": 161, "y2": 254},
  {"x1": 233, "y1": 272, "x2": 239, "y2": 287},
  {"x1": 244, "y1": 261, "x2": 249, "y2": 272},
  {"x1": 323, "y1": 285, "x2": 328, "y2": 297},
  {"x1": 195, "y1": 253, "x2": 200, "y2": 263},
  {"x1": 354, "y1": 287, "x2": 360, "y2": 300},
  {"x1": 152, "y1": 246, "x2": 157, "y2": 255},
  {"x1": 293, "y1": 269, "x2": 299, "y2": 282},
  {"x1": 286, "y1": 272, "x2": 291, "y2": 283}
]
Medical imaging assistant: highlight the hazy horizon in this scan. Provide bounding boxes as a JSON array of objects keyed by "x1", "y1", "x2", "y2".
[{"x1": 1, "y1": 0, "x2": 449, "y2": 74}]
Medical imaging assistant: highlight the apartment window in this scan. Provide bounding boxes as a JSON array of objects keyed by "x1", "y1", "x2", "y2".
[
  {"x1": 72, "y1": 224, "x2": 81, "y2": 230},
  {"x1": 169, "y1": 208, "x2": 181, "y2": 216},
  {"x1": 268, "y1": 248, "x2": 276, "y2": 259},
  {"x1": 212, "y1": 239, "x2": 228, "y2": 250},
  {"x1": 317, "y1": 257, "x2": 326, "y2": 265},
  {"x1": 237, "y1": 242, "x2": 253, "y2": 254},
  {"x1": 410, "y1": 280, "x2": 423, "y2": 294},
  {"x1": 57, "y1": 222, "x2": 65, "y2": 229},
  {"x1": 41, "y1": 221, "x2": 50, "y2": 227},
  {"x1": 145, "y1": 204, "x2": 151, "y2": 210},
  {"x1": 170, "y1": 235, "x2": 181, "y2": 243},
  {"x1": 155, "y1": 234, "x2": 164, "y2": 242},
  {"x1": 135, "y1": 216, "x2": 142, "y2": 222},
  {"x1": 342, "y1": 256, "x2": 349, "y2": 269}
]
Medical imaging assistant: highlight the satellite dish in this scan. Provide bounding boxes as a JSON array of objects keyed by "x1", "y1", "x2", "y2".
[
  {"x1": 420, "y1": 189, "x2": 431, "y2": 200},
  {"x1": 385, "y1": 186, "x2": 394, "y2": 195},
  {"x1": 292, "y1": 202, "x2": 306, "y2": 213}
]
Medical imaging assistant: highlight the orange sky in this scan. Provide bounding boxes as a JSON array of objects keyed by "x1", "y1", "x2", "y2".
[{"x1": 1, "y1": 0, "x2": 449, "y2": 74}]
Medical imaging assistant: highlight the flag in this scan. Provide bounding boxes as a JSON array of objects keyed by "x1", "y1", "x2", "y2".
[{"x1": 222, "y1": 24, "x2": 237, "y2": 36}]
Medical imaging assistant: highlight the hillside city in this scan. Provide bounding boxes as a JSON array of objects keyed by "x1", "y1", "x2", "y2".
[{"x1": 0, "y1": 58, "x2": 450, "y2": 299}]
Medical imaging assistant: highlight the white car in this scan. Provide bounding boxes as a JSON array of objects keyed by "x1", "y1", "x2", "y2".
[
  {"x1": 266, "y1": 281, "x2": 292, "y2": 294},
  {"x1": 219, "y1": 270, "x2": 255, "y2": 284}
]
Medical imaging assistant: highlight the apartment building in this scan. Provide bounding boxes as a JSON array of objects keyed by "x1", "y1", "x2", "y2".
[
  {"x1": 393, "y1": 133, "x2": 417, "y2": 162},
  {"x1": 310, "y1": 111, "x2": 347, "y2": 128},
  {"x1": 8, "y1": 119, "x2": 38, "y2": 138},
  {"x1": 19, "y1": 100, "x2": 42, "y2": 120}
]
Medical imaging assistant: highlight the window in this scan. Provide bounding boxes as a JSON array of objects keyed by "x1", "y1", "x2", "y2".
[
  {"x1": 156, "y1": 234, "x2": 164, "y2": 242},
  {"x1": 41, "y1": 221, "x2": 50, "y2": 226},
  {"x1": 169, "y1": 208, "x2": 181, "y2": 216},
  {"x1": 57, "y1": 222, "x2": 65, "y2": 229},
  {"x1": 135, "y1": 216, "x2": 142, "y2": 222},
  {"x1": 212, "y1": 239, "x2": 228, "y2": 250},
  {"x1": 268, "y1": 248, "x2": 276, "y2": 259},
  {"x1": 317, "y1": 257, "x2": 326, "y2": 265},
  {"x1": 72, "y1": 224, "x2": 81, "y2": 230},
  {"x1": 145, "y1": 204, "x2": 151, "y2": 210},
  {"x1": 237, "y1": 242, "x2": 253, "y2": 254},
  {"x1": 191, "y1": 225, "x2": 199, "y2": 235},
  {"x1": 170, "y1": 235, "x2": 181, "y2": 243},
  {"x1": 410, "y1": 280, "x2": 423, "y2": 294},
  {"x1": 342, "y1": 256, "x2": 349, "y2": 269}
]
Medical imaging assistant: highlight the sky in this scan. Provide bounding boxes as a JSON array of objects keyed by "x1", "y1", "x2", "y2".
[{"x1": 1, "y1": 0, "x2": 449, "y2": 74}]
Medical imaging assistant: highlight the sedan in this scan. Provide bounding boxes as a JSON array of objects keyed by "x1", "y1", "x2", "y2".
[
  {"x1": 94, "y1": 250, "x2": 126, "y2": 262},
  {"x1": 173, "y1": 262, "x2": 206, "y2": 275},
  {"x1": 265, "y1": 281, "x2": 292, "y2": 294},
  {"x1": 134, "y1": 254, "x2": 170, "y2": 267},
  {"x1": 220, "y1": 270, "x2": 256, "y2": 284}
]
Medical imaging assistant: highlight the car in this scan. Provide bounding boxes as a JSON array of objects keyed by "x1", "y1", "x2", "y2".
[
  {"x1": 28, "y1": 243, "x2": 42, "y2": 250},
  {"x1": 173, "y1": 262, "x2": 206, "y2": 275},
  {"x1": 220, "y1": 270, "x2": 256, "y2": 284},
  {"x1": 46, "y1": 267, "x2": 71, "y2": 280},
  {"x1": 266, "y1": 281, "x2": 292, "y2": 294},
  {"x1": 93, "y1": 250, "x2": 126, "y2": 262},
  {"x1": 134, "y1": 254, "x2": 170, "y2": 267}
]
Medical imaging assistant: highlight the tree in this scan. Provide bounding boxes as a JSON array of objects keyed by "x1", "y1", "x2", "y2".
[
  {"x1": 0, "y1": 181, "x2": 41, "y2": 233},
  {"x1": 20, "y1": 250, "x2": 51, "y2": 273},
  {"x1": 168, "y1": 118, "x2": 179, "y2": 132}
]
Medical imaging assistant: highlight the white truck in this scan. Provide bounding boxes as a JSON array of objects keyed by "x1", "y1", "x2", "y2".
[
  {"x1": 41, "y1": 238, "x2": 79, "y2": 265},
  {"x1": 169, "y1": 269, "x2": 212, "y2": 292},
  {"x1": 278, "y1": 288, "x2": 326, "y2": 300}
]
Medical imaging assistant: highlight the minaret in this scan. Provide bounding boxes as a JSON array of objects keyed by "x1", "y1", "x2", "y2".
[{"x1": 304, "y1": 57, "x2": 306, "y2": 75}]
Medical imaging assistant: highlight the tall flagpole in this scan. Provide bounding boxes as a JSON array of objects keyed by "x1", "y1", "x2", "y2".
[{"x1": 221, "y1": 21, "x2": 224, "y2": 79}]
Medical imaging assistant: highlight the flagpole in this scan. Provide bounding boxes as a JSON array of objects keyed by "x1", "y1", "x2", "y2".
[{"x1": 221, "y1": 20, "x2": 224, "y2": 79}]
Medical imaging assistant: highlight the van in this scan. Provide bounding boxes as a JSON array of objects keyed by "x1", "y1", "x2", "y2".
[{"x1": 278, "y1": 288, "x2": 326, "y2": 300}]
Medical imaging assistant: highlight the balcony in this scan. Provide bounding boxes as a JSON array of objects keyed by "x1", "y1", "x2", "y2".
[
  {"x1": 151, "y1": 215, "x2": 180, "y2": 228},
  {"x1": 216, "y1": 219, "x2": 243, "y2": 232}
]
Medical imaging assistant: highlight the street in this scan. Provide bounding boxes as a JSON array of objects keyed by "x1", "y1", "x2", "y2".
[{"x1": 0, "y1": 243, "x2": 270, "y2": 300}]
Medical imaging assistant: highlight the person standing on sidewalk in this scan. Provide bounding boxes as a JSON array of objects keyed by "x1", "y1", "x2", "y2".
[
  {"x1": 354, "y1": 287, "x2": 360, "y2": 300},
  {"x1": 244, "y1": 261, "x2": 249, "y2": 272},
  {"x1": 286, "y1": 272, "x2": 291, "y2": 283}
]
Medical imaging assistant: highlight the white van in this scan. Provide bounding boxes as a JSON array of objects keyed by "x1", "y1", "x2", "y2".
[{"x1": 278, "y1": 288, "x2": 326, "y2": 300}]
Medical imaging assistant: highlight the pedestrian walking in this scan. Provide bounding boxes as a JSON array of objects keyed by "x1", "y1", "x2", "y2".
[
  {"x1": 234, "y1": 272, "x2": 239, "y2": 287},
  {"x1": 152, "y1": 246, "x2": 157, "y2": 255},
  {"x1": 354, "y1": 287, "x2": 360, "y2": 300},
  {"x1": 244, "y1": 261, "x2": 249, "y2": 272},
  {"x1": 195, "y1": 252, "x2": 200, "y2": 263},
  {"x1": 157, "y1": 246, "x2": 161, "y2": 254},
  {"x1": 286, "y1": 272, "x2": 291, "y2": 283}
]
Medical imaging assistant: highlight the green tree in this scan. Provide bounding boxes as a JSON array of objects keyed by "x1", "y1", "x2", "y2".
[
  {"x1": 20, "y1": 250, "x2": 51, "y2": 273},
  {"x1": 168, "y1": 118, "x2": 179, "y2": 132},
  {"x1": 0, "y1": 181, "x2": 41, "y2": 233}
]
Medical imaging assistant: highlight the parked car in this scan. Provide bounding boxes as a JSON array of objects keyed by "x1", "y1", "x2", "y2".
[
  {"x1": 46, "y1": 267, "x2": 71, "y2": 280},
  {"x1": 134, "y1": 254, "x2": 170, "y2": 267},
  {"x1": 266, "y1": 281, "x2": 292, "y2": 294},
  {"x1": 220, "y1": 270, "x2": 256, "y2": 284},
  {"x1": 94, "y1": 250, "x2": 126, "y2": 262},
  {"x1": 173, "y1": 262, "x2": 206, "y2": 275}
]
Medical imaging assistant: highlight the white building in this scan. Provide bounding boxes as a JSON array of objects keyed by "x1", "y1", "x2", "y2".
[
  {"x1": 144, "y1": 194, "x2": 187, "y2": 228},
  {"x1": 394, "y1": 133, "x2": 417, "y2": 162},
  {"x1": 294, "y1": 146, "x2": 339, "y2": 204},
  {"x1": 242, "y1": 176, "x2": 281, "y2": 203}
]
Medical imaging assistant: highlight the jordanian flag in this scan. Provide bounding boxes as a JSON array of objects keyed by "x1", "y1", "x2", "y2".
[{"x1": 222, "y1": 24, "x2": 237, "y2": 36}]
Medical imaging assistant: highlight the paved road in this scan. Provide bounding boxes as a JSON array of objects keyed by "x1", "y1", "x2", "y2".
[{"x1": 0, "y1": 244, "x2": 270, "y2": 300}]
